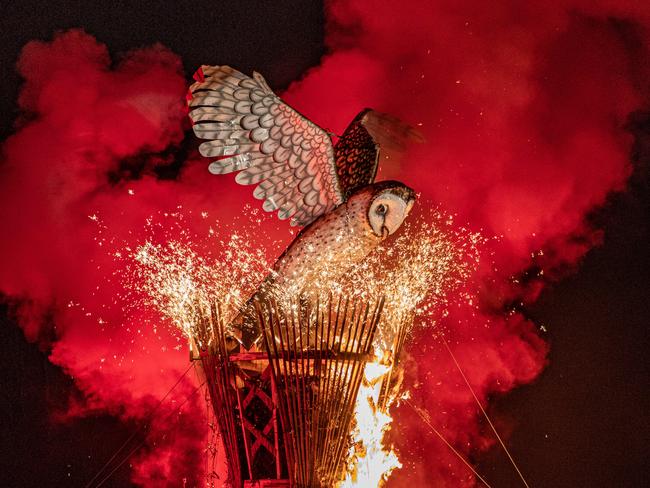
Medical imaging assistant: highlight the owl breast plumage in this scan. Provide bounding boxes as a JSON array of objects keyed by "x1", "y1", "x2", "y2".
[
  {"x1": 273, "y1": 186, "x2": 381, "y2": 295},
  {"x1": 187, "y1": 65, "x2": 420, "y2": 347}
]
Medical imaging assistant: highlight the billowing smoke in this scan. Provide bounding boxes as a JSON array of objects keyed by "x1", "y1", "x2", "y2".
[
  {"x1": 0, "y1": 29, "x2": 212, "y2": 485},
  {"x1": 0, "y1": 28, "x2": 288, "y2": 486},
  {"x1": 1, "y1": 0, "x2": 649, "y2": 486},
  {"x1": 280, "y1": 1, "x2": 648, "y2": 486}
]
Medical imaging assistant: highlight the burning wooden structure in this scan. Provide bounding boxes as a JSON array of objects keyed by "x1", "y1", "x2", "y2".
[{"x1": 191, "y1": 295, "x2": 384, "y2": 488}]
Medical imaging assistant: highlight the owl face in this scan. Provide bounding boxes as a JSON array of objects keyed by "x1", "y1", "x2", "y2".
[{"x1": 348, "y1": 181, "x2": 416, "y2": 239}]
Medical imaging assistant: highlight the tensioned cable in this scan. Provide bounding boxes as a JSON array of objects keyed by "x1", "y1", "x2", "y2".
[
  {"x1": 404, "y1": 399, "x2": 493, "y2": 488},
  {"x1": 93, "y1": 374, "x2": 206, "y2": 488},
  {"x1": 83, "y1": 362, "x2": 195, "y2": 488},
  {"x1": 440, "y1": 334, "x2": 532, "y2": 488}
]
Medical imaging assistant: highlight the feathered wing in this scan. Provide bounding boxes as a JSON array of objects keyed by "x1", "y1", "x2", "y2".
[
  {"x1": 188, "y1": 65, "x2": 344, "y2": 226},
  {"x1": 334, "y1": 108, "x2": 425, "y2": 198}
]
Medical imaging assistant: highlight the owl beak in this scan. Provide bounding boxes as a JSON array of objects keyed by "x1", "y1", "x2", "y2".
[{"x1": 381, "y1": 225, "x2": 390, "y2": 239}]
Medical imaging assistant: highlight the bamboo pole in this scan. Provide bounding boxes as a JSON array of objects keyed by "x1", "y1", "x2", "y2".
[{"x1": 257, "y1": 294, "x2": 383, "y2": 487}]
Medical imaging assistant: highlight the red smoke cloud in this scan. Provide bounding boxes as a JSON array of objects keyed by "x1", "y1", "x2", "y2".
[
  {"x1": 0, "y1": 28, "x2": 287, "y2": 486},
  {"x1": 280, "y1": 1, "x2": 648, "y2": 486},
  {"x1": 0, "y1": 29, "x2": 214, "y2": 485},
  {"x1": 1, "y1": 1, "x2": 650, "y2": 486}
]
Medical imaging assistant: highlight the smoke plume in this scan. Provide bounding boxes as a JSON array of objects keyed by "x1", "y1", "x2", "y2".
[
  {"x1": 279, "y1": 1, "x2": 648, "y2": 486},
  {"x1": 1, "y1": 0, "x2": 649, "y2": 485},
  {"x1": 0, "y1": 29, "x2": 210, "y2": 485}
]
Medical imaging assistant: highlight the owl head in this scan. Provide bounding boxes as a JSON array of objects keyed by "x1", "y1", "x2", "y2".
[{"x1": 347, "y1": 181, "x2": 416, "y2": 239}]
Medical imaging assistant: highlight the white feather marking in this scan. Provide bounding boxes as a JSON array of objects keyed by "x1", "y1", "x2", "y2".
[
  {"x1": 260, "y1": 137, "x2": 280, "y2": 154},
  {"x1": 298, "y1": 176, "x2": 314, "y2": 193},
  {"x1": 252, "y1": 101, "x2": 268, "y2": 116},
  {"x1": 235, "y1": 100, "x2": 253, "y2": 113},
  {"x1": 241, "y1": 114, "x2": 261, "y2": 129},
  {"x1": 274, "y1": 145, "x2": 291, "y2": 162},
  {"x1": 250, "y1": 127, "x2": 270, "y2": 142},
  {"x1": 233, "y1": 88, "x2": 250, "y2": 101},
  {"x1": 260, "y1": 113, "x2": 274, "y2": 128}
]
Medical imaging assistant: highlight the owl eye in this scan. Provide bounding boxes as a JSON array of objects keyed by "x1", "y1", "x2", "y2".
[{"x1": 375, "y1": 203, "x2": 387, "y2": 215}]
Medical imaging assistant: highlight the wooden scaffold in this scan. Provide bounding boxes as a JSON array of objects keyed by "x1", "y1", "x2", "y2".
[{"x1": 191, "y1": 295, "x2": 384, "y2": 488}]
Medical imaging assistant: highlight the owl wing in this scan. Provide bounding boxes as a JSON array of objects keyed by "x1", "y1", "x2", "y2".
[
  {"x1": 334, "y1": 109, "x2": 425, "y2": 198},
  {"x1": 188, "y1": 65, "x2": 344, "y2": 226}
]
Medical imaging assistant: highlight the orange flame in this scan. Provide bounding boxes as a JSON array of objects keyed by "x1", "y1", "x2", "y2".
[{"x1": 125, "y1": 209, "x2": 482, "y2": 486}]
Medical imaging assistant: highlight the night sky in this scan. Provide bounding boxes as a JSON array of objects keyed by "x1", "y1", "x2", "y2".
[{"x1": 1, "y1": 1, "x2": 649, "y2": 487}]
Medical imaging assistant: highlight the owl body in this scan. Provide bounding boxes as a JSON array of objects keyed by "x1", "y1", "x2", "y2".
[
  {"x1": 233, "y1": 181, "x2": 415, "y2": 346},
  {"x1": 272, "y1": 185, "x2": 381, "y2": 295},
  {"x1": 187, "y1": 66, "x2": 420, "y2": 347}
]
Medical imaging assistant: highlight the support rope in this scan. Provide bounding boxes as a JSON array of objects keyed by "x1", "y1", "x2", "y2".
[
  {"x1": 84, "y1": 362, "x2": 195, "y2": 488},
  {"x1": 93, "y1": 375, "x2": 206, "y2": 488},
  {"x1": 404, "y1": 399, "x2": 493, "y2": 488},
  {"x1": 440, "y1": 334, "x2": 531, "y2": 488}
]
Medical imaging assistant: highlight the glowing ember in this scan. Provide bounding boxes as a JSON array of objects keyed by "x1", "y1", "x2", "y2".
[
  {"x1": 130, "y1": 233, "x2": 270, "y2": 341},
  {"x1": 128, "y1": 210, "x2": 479, "y2": 333},
  {"x1": 125, "y1": 206, "x2": 481, "y2": 486}
]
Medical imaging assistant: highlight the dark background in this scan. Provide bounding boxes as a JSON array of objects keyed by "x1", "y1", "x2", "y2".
[{"x1": 0, "y1": 1, "x2": 648, "y2": 487}]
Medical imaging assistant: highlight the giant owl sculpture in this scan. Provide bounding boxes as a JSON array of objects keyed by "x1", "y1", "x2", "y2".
[{"x1": 188, "y1": 65, "x2": 420, "y2": 347}]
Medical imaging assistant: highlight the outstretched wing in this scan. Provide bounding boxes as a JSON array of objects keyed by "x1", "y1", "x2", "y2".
[
  {"x1": 188, "y1": 65, "x2": 344, "y2": 226},
  {"x1": 334, "y1": 109, "x2": 425, "y2": 198}
]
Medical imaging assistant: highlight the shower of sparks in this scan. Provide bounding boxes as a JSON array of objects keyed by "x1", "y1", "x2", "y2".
[
  {"x1": 335, "y1": 217, "x2": 481, "y2": 351},
  {"x1": 300, "y1": 213, "x2": 481, "y2": 487},
  {"x1": 127, "y1": 233, "x2": 273, "y2": 344},
  {"x1": 122, "y1": 207, "x2": 482, "y2": 486},
  {"x1": 111, "y1": 206, "x2": 282, "y2": 347},
  {"x1": 125, "y1": 211, "x2": 479, "y2": 342}
]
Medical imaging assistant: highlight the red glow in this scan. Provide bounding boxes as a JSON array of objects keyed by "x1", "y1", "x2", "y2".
[
  {"x1": 1, "y1": 0, "x2": 649, "y2": 484},
  {"x1": 279, "y1": 2, "x2": 646, "y2": 486}
]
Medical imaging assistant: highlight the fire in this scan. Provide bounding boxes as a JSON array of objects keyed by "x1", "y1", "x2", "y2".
[
  {"x1": 124, "y1": 207, "x2": 481, "y2": 486},
  {"x1": 127, "y1": 211, "x2": 479, "y2": 337},
  {"x1": 340, "y1": 358, "x2": 402, "y2": 488},
  {"x1": 124, "y1": 214, "x2": 276, "y2": 344}
]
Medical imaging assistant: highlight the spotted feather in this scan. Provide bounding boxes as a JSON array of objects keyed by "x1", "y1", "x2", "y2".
[
  {"x1": 333, "y1": 108, "x2": 424, "y2": 198},
  {"x1": 188, "y1": 65, "x2": 344, "y2": 226}
]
